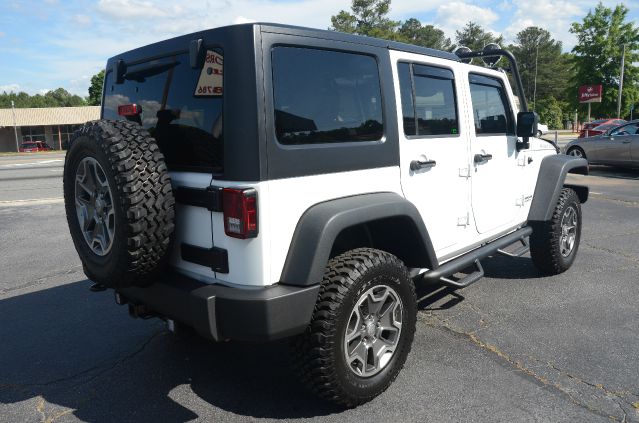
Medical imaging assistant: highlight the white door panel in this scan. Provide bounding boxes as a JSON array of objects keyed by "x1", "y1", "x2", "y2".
[
  {"x1": 390, "y1": 51, "x2": 472, "y2": 254},
  {"x1": 466, "y1": 72, "x2": 521, "y2": 234}
]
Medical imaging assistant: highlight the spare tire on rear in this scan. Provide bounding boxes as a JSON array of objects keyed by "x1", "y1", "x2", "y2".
[{"x1": 63, "y1": 120, "x2": 175, "y2": 288}]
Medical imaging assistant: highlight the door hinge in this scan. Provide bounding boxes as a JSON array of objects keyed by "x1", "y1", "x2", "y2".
[
  {"x1": 457, "y1": 213, "x2": 470, "y2": 226},
  {"x1": 459, "y1": 167, "x2": 471, "y2": 178},
  {"x1": 517, "y1": 156, "x2": 527, "y2": 167},
  {"x1": 516, "y1": 195, "x2": 525, "y2": 207}
]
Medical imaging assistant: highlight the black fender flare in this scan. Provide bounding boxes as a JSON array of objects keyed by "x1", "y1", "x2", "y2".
[
  {"x1": 280, "y1": 192, "x2": 438, "y2": 287},
  {"x1": 528, "y1": 154, "x2": 589, "y2": 222}
]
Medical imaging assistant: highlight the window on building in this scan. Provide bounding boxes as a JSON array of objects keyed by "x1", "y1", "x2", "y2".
[
  {"x1": 53, "y1": 124, "x2": 81, "y2": 148},
  {"x1": 22, "y1": 126, "x2": 46, "y2": 143}
]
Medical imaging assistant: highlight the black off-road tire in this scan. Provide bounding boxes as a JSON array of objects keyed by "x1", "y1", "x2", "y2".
[
  {"x1": 530, "y1": 188, "x2": 582, "y2": 275},
  {"x1": 291, "y1": 248, "x2": 417, "y2": 407},
  {"x1": 63, "y1": 120, "x2": 175, "y2": 288}
]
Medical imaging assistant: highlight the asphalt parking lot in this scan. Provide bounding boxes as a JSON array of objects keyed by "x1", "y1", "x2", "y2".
[{"x1": 1, "y1": 152, "x2": 638, "y2": 422}]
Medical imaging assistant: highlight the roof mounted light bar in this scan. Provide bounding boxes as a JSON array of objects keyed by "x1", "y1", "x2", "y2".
[{"x1": 456, "y1": 47, "x2": 529, "y2": 112}]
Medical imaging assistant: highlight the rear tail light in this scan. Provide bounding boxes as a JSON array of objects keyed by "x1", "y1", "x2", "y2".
[{"x1": 222, "y1": 188, "x2": 258, "y2": 239}]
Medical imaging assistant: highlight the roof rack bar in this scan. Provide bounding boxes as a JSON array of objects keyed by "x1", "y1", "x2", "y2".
[{"x1": 456, "y1": 49, "x2": 528, "y2": 112}]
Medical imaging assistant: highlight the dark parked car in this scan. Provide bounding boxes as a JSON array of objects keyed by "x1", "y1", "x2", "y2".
[
  {"x1": 579, "y1": 118, "x2": 626, "y2": 138},
  {"x1": 565, "y1": 120, "x2": 639, "y2": 168},
  {"x1": 19, "y1": 141, "x2": 52, "y2": 152}
]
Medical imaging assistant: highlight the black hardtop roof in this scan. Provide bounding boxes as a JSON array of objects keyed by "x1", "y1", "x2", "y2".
[
  {"x1": 107, "y1": 22, "x2": 460, "y2": 65},
  {"x1": 258, "y1": 22, "x2": 459, "y2": 61}
]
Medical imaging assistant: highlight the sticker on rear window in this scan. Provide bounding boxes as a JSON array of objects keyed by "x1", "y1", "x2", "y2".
[{"x1": 194, "y1": 50, "x2": 223, "y2": 96}]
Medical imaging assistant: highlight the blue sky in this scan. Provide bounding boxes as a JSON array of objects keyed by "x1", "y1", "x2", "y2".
[{"x1": 1, "y1": 0, "x2": 637, "y2": 97}]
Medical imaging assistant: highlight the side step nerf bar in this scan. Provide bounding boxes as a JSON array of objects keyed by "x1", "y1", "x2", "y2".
[{"x1": 420, "y1": 226, "x2": 533, "y2": 288}]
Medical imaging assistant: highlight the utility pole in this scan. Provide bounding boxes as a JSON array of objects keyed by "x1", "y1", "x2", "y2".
[
  {"x1": 533, "y1": 44, "x2": 539, "y2": 111},
  {"x1": 11, "y1": 100, "x2": 19, "y2": 152},
  {"x1": 616, "y1": 43, "x2": 625, "y2": 119}
]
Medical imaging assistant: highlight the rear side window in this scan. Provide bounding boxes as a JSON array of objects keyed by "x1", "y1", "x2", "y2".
[
  {"x1": 397, "y1": 62, "x2": 459, "y2": 137},
  {"x1": 103, "y1": 49, "x2": 223, "y2": 173},
  {"x1": 272, "y1": 47, "x2": 383, "y2": 145},
  {"x1": 469, "y1": 74, "x2": 514, "y2": 135}
]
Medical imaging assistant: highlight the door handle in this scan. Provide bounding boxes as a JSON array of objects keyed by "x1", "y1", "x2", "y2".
[
  {"x1": 410, "y1": 159, "x2": 437, "y2": 171},
  {"x1": 622, "y1": 140, "x2": 631, "y2": 144},
  {"x1": 474, "y1": 153, "x2": 493, "y2": 164}
]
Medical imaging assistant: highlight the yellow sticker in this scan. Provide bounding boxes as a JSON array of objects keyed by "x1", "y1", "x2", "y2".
[{"x1": 194, "y1": 50, "x2": 223, "y2": 96}]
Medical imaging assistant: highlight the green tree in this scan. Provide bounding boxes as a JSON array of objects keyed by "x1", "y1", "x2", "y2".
[
  {"x1": 331, "y1": 0, "x2": 400, "y2": 40},
  {"x1": 454, "y1": 21, "x2": 504, "y2": 52},
  {"x1": 509, "y1": 27, "x2": 573, "y2": 105},
  {"x1": 398, "y1": 18, "x2": 451, "y2": 50},
  {"x1": 535, "y1": 96, "x2": 564, "y2": 129},
  {"x1": 0, "y1": 88, "x2": 86, "y2": 108},
  {"x1": 88, "y1": 70, "x2": 105, "y2": 106},
  {"x1": 570, "y1": 3, "x2": 639, "y2": 118}
]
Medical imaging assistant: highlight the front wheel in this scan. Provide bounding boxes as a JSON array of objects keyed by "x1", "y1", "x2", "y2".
[
  {"x1": 530, "y1": 188, "x2": 582, "y2": 275},
  {"x1": 291, "y1": 248, "x2": 417, "y2": 407}
]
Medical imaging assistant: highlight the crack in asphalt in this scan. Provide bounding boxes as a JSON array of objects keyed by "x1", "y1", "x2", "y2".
[
  {"x1": 583, "y1": 242, "x2": 639, "y2": 265},
  {"x1": 420, "y1": 312, "x2": 637, "y2": 422},
  {"x1": 0, "y1": 265, "x2": 83, "y2": 296},
  {"x1": 3, "y1": 330, "x2": 164, "y2": 422},
  {"x1": 35, "y1": 330, "x2": 164, "y2": 388},
  {"x1": 590, "y1": 194, "x2": 639, "y2": 207}
]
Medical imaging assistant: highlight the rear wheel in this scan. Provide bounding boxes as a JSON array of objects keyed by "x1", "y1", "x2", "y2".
[
  {"x1": 536, "y1": 130, "x2": 543, "y2": 137},
  {"x1": 530, "y1": 188, "x2": 582, "y2": 275},
  {"x1": 63, "y1": 120, "x2": 175, "y2": 288},
  {"x1": 291, "y1": 248, "x2": 417, "y2": 407}
]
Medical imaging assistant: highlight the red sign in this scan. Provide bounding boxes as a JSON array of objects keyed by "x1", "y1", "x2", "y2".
[{"x1": 579, "y1": 85, "x2": 603, "y2": 103}]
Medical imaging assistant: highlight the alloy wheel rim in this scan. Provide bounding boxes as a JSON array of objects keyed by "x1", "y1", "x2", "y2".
[
  {"x1": 75, "y1": 157, "x2": 116, "y2": 256},
  {"x1": 344, "y1": 285, "x2": 403, "y2": 377},
  {"x1": 569, "y1": 149, "x2": 583, "y2": 158},
  {"x1": 560, "y1": 205, "x2": 578, "y2": 257}
]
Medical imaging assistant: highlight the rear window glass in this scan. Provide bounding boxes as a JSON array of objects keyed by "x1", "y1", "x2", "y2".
[
  {"x1": 103, "y1": 49, "x2": 223, "y2": 173},
  {"x1": 272, "y1": 47, "x2": 383, "y2": 145}
]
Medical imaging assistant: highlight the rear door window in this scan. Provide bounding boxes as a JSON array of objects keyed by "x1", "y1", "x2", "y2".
[
  {"x1": 272, "y1": 47, "x2": 383, "y2": 145},
  {"x1": 397, "y1": 62, "x2": 459, "y2": 137},
  {"x1": 103, "y1": 49, "x2": 224, "y2": 173}
]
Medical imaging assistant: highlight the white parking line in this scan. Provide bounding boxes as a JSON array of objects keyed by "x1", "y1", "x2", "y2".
[
  {"x1": 0, "y1": 159, "x2": 64, "y2": 168},
  {"x1": 0, "y1": 198, "x2": 64, "y2": 207}
]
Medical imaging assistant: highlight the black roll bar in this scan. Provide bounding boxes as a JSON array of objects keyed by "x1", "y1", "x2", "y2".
[{"x1": 456, "y1": 49, "x2": 528, "y2": 112}]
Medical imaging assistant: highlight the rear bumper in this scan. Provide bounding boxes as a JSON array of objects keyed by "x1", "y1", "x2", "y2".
[{"x1": 118, "y1": 272, "x2": 319, "y2": 341}]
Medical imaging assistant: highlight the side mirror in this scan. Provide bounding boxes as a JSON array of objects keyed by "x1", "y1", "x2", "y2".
[{"x1": 516, "y1": 111, "x2": 538, "y2": 137}]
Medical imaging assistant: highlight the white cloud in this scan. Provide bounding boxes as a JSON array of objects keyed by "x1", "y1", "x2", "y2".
[
  {"x1": 97, "y1": 0, "x2": 181, "y2": 19},
  {"x1": 71, "y1": 14, "x2": 92, "y2": 27},
  {"x1": 436, "y1": 2, "x2": 499, "y2": 28},
  {"x1": 0, "y1": 84, "x2": 21, "y2": 93},
  {"x1": 503, "y1": 0, "x2": 585, "y2": 48},
  {"x1": 233, "y1": 16, "x2": 256, "y2": 24}
]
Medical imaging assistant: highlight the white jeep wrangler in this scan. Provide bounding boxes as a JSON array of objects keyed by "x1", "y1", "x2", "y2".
[{"x1": 63, "y1": 23, "x2": 588, "y2": 407}]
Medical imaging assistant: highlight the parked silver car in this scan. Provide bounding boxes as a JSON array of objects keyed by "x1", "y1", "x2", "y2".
[{"x1": 564, "y1": 120, "x2": 639, "y2": 168}]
